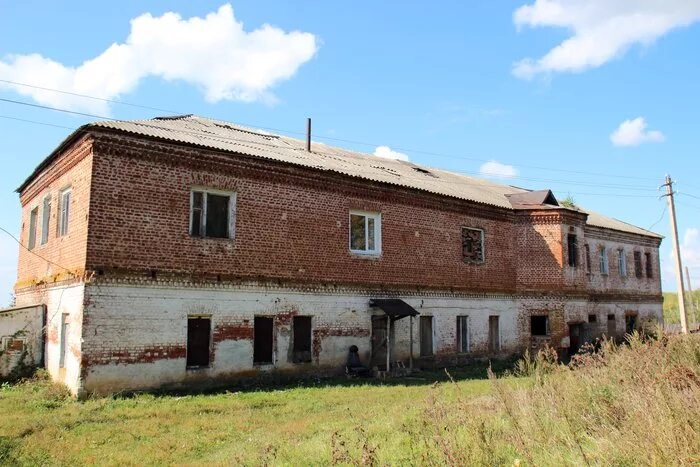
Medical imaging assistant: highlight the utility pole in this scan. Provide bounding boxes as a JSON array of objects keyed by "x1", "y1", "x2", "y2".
[
  {"x1": 663, "y1": 175, "x2": 689, "y2": 334},
  {"x1": 686, "y1": 266, "x2": 696, "y2": 328}
]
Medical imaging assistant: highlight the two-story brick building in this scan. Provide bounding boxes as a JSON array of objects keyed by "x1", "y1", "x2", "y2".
[{"x1": 12, "y1": 115, "x2": 663, "y2": 395}]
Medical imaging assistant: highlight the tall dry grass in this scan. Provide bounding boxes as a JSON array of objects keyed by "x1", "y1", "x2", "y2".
[{"x1": 400, "y1": 332, "x2": 700, "y2": 466}]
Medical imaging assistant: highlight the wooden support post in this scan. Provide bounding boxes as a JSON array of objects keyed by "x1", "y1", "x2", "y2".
[
  {"x1": 386, "y1": 317, "x2": 391, "y2": 374},
  {"x1": 409, "y1": 315, "x2": 414, "y2": 372}
]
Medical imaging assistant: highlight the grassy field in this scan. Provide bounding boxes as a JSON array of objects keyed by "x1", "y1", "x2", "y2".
[
  {"x1": 1, "y1": 334, "x2": 700, "y2": 465},
  {"x1": 664, "y1": 290, "x2": 700, "y2": 324}
]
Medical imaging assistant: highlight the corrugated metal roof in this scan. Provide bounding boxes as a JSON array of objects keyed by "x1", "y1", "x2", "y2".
[{"x1": 87, "y1": 115, "x2": 661, "y2": 239}]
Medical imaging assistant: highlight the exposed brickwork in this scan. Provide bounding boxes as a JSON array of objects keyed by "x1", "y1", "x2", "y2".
[{"x1": 13, "y1": 128, "x2": 664, "y2": 394}]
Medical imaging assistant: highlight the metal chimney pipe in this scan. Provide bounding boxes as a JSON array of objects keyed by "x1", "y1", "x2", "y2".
[{"x1": 306, "y1": 118, "x2": 311, "y2": 152}]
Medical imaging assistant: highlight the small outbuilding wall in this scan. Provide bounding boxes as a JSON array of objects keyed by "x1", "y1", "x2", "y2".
[{"x1": 0, "y1": 304, "x2": 45, "y2": 379}]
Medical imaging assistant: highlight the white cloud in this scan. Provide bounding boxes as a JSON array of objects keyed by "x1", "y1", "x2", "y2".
[
  {"x1": 512, "y1": 0, "x2": 700, "y2": 79},
  {"x1": 373, "y1": 146, "x2": 409, "y2": 161},
  {"x1": 0, "y1": 4, "x2": 318, "y2": 113},
  {"x1": 479, "y1": 160, "x2": 519, "y2": 179},
  {"x1": 610, "y1": 117, "x2": 665, "y2": 147}
]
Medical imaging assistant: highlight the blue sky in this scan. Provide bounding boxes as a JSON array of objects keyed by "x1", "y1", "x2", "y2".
[{"x1": 1, "y1": 0, "x2": 700, "y2": 303}]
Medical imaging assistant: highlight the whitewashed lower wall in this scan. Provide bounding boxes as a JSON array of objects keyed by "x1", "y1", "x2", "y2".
[
  {"x1": 15, "y1": 284, "x2": 85, "y2": 394},
  {"x1": 0, "y1": 305, "x2": 44, "y2": 378}
]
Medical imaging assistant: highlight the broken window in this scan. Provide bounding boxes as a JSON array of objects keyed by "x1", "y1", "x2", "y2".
[
  {"x1": 456, "y1": 316, "x2": 469, "y2": 353},
  {"x1": 599, "y1": 247, "x2": 609, "y2": 275},
  {"x1": 489, "y1": 316, "x2": 500, "y2": 352},
  {"x1": 567, "y1": 234, "x2": 578, "y2": 267},
  {"x1": 58, "y1": 188, "x2": 71, "y2": 237},
  {"x1": 625, "y1": 314, "x2": 637, "y2": 334},
  {"x1": 41, "y1": 195, "x2": 51, "y2": 245},
  {"x1": 634, "y1": 251, "x2": 643, "y2": 278},
  {"x1": 190, "y1": 189, "x2": 236, "y2": 239},
  {"x1": 349, "y1": 211, "x2": 381, "y2": 254},
  {"x1": 530, "y1": 315, "x2": 549, "y2": 336},
  {"x1": 420, "y1": 316, "x2": 433, "y2": 357},
  {"x1": 186, "y1": 316, "x2": 211, "y2": 368},
  {"x1": 28, "y1": 207, "x2": 38, "y2": 250},
  {"x1": 618, "y1": 249, "x2": 627, "y2": 277},
  {"x1": 584, "y1": 244, "x2": 591, "y2": 273},
  {"x1": 645, "y1": 252, "x2": 653, "y2": 278},
  {"x1": 253, "y1": 317, "x2": 274, "y2": 364},
  {"x1": 462, "y1": 227, "x2": 484, "y2": 263},
  {"x1": 292, "y1": 316, "x2": 312, "y2": 363}
]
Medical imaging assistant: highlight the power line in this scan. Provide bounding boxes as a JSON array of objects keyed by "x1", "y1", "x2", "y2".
[
  {"x1": 0, "y1": 78, "x2": 662, "y2": 182},
  {"x1": 0, "y1": 114, "x2": 74, "y2": 130},
  {"x1": 647, "y1": 204, "x2": 667, "y2": 231},
  {"x1": 0, "y1": 226, "x2": 75, "y2": 275}
]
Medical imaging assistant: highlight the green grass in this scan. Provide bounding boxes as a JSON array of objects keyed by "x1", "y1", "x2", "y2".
[
  {"x1": 1, "y1": 335, "x2": 700, "y2": 465},
  {"x1": 664, "y1": 290, "x2": 700, "y2": 324}
]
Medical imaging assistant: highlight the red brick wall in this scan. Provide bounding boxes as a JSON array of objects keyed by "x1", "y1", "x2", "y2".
[
  {"x1": 85, "y1": 135, "x2": 519, "y2": 293},
  {"x1": 16, "y1": 136, "x2": 93, "y2": 288}
]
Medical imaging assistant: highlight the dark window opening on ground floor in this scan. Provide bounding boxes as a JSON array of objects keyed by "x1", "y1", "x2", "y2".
[
  {"x1": 420, "y1": 316, "x2": 433, "y2": 357},
  {"x1": 292, "y1": 316, "x2": 312, "y2": 363},
  {"x1": 187, "y1": 316, "x2": 211, "y2": 368},
  {"x1": 588, "y1": 314, "x2": 597, "y2": 323},
  {"x1": 625, "y1": 315, "x2": 637, "y2": 335},
  {"x1": 489, "y1": 316, "x2": 500, "y2": 352},
  {"x1": 254, "y1": 317, "x2": 274, "y2": 364},
  {"x1": 530, "y1": 315, "x2": 549, "y2": 336}
]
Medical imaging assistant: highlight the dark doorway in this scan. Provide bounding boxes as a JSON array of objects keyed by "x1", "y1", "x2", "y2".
[
  {"x1": 371, "y1": 315, "x2": 388, "y2": 370},
  {"x1": 254, "y1": 317, "x2": 274, "y2": 364},
  {"x1": 607, "y1": 314, "x2": 617, "y2": 338},
  {"x1": 292, "y1": 316, "x2": 312, "y2": 363},
  {"x1": 569, "y1": 323, "x2": 583, "y2": 356},
  {"x1": 489, "y1": 316, "x2": 500, "y2": 352},
  {"x1": 187, "y1": 316, "x2": 211, "y2": 368},
  {"x1": 625, "y1": 314, "x2": 638, "y2": 334},
  {"x1": 420, "y1": 316, "x2": 433, "y2": 357}
]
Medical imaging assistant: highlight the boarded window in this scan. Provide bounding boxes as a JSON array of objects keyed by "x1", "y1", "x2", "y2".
[
  {"x1": 456, "y1": 316, "x2": 469, "y2": 353},
  {"x1": 530, "y1": 315, "x2": 549, "y2": 336},
  {"x1": 59, "y1": 313, "x2": 69, "y2": 369},
  {"x1": 645, "y1": 253, "x2": 653, "y2": 278},
  {"x1": 420, "y1": 316, "x2": 433, "y2": 357},
  {"x1": 190, "y1": 190, "x2": 235, "y2": 239},
  {"x1": 28, "y1": 207, "x2": 38, "y2": 250},
  {"x1": 634, "y1": 251, "x2": 643, "y2": 278},
  {"x1": 292, "y1": 316, "x2": 312, "y2": 363},
  {"x1": 41, "y1": 195, "x2": 51, "y2": 245},
  {"x1": 462, "y1": 227, "x2": 484, "y2": 263},
  {"x1": 489, "y1": 316, "x2": 500, "y2": 352},
  {"x1": 567, "y1": 234, "x2": 578, "y2": 267},
  {"x1": 58, "y1": 188, "x2": 71, "y2": 237},
  {"x1": 584, "y1": 244, "x2": 591, "y2": 273},
  {"x1": 187, "y1": 317, "x2": 211, "y2": 368},
  {"x1": 349, "y1": 211, "x2": 381, "y2": 254},
  {"x1": 254, "y1": 317, "x2": 274, "y2": 364}
]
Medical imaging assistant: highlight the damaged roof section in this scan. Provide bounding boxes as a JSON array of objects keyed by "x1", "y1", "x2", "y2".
[{"x1": 17, "y1": 114, "x2": 662, "y2": 239}]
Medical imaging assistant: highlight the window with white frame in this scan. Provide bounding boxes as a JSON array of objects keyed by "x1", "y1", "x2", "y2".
[
  {"x1": 349, "y1": 211, "x2": 381, "y2": 254},
  {"x1": 57, "y1": 188, "x2": 71, "y2": 237},
  {"x1": 190, "y1": 189, "x2": 236, "y2": 239},
  {"x1": 599, "y1": 246, "x2": 609, "y2": 275},
  {"x1": 617, "y1": 249, "x2": 627, "y2": 277},
  {"x1": 28, "y1": 207, "x2": 38, "y2": 250},
  {"x1": 41, "y1": 195, "x2": 51, "y2": 245}
]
